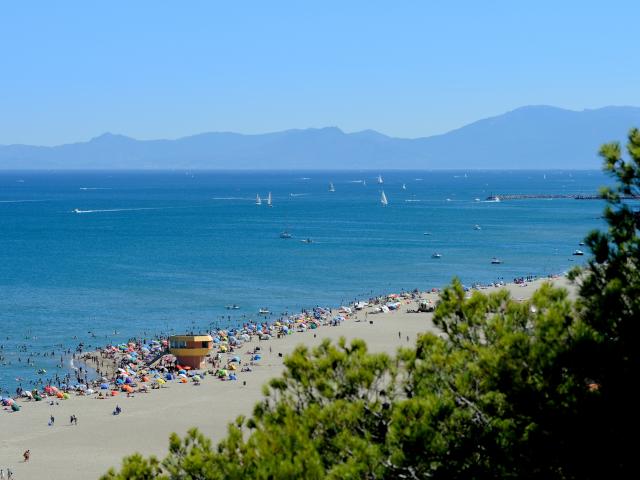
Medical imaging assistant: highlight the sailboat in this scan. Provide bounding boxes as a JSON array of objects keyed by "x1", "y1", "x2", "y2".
[
  {"x1": 256, "y1": 194, "x2": 262, "y2": 205},
  {"x1": 363, "y1": 179, "x2": 367, "y2": 186},
  {"x1": 329, "y1": 182, "x2": 335, "y2": 192},
  {"x1": 380, "y1": 190, "x2": 388, "y2": 206},
  {"x1": 377, "y1": 174, "x2": 384, "y2": 184},
  {"x1": 267, "y1": 192, "x2": 273, "y2": 207},
  {"x1": 402, "y1": 183, "x2": 406, "y2": 190}
]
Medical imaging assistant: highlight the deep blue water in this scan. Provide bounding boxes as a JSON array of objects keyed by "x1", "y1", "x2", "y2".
[{"x1": 0, "y1": 170, "x2": 609, "y2": 393}]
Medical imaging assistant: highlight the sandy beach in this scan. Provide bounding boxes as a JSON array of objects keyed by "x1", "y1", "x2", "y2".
[{"x1": 0, "y1": 277, "x2": 573, "y2": 480}]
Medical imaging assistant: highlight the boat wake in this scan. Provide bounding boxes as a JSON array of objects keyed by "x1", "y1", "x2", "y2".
[
  {"x1": 289, "y1": 193, "x2": 309, "y2": 197},
  {"x1": 72, "y1": 207, "x2": 177, "y2": 214},
  {"x1": 79, "y1": 187, "x2": 112, "y2": 190}
]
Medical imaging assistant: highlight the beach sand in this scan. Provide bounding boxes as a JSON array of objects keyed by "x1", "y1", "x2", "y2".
[{"x1": 0, "y1": 277, "x2": 573, "y2": 479}]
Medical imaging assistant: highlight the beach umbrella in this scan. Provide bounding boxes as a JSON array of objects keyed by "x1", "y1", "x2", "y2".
[
  {"x1": 56, "y1": 392, "x2": 64, "y2": 399},
  {"x1": 230, "y1": 356, "x2": 240, "y2": 363},
  {"x1": 100, "y1": 383, "x2": 109, "y2": 389},
  {"x1": 62, "y1": 393, "x2": 70, "y2": 399},
  {"x1": 86, "y1": 389, "x2": 95, "y2": 395},
  {"x1": 180, "y1": 378, "x2": 188, "y2": 383},
  {"x1": 156, "y1": 378, "x2": 166, "y2": 384},
  {"x1": 229, "y1": 374, "x2": 237, "y2": 380},
  {"x1": 111, "y1": 390, "x2": 118, "y2": 396},
  {"x1": 192, "y1": 375, "x2": 201, "y2": 382},
  {"x1": 253, "y1": 355, "x2": 262, "y2": 361},
  {"x1": 11, "y1": 403, "x2": 20, "y2": 411},
  {"x1": 178, "y1": 369, "x2": 186, "y2": 375},
  {"x1": 124, "y1": 377, "x2": 133, "y2": 384}
]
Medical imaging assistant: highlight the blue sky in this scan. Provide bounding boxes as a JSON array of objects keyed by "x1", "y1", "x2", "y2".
[{"x1": 1, "y1": 1, "x2": 638, "y2": 145}]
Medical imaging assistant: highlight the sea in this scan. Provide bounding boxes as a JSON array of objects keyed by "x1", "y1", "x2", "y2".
[{"x1": 0, "y1": 170, "x2": 611, "y2": 394}]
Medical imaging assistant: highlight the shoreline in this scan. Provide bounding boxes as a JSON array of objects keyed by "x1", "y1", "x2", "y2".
[{"x1": 1, "y1": 274, "x2": 575, "y2": 479}]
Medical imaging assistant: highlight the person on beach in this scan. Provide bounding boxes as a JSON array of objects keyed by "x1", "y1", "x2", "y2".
[{"x1": 23, "y1": 449, "x2": 30, "y2": 462}]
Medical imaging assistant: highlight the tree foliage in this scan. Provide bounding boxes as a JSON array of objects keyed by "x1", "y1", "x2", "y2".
[{"x1": 103, "y1": 130, "x2": 639, "y2": 479}]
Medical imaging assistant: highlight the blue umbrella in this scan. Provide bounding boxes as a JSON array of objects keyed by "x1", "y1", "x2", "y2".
[{"x1": 100, "y1": 383, "x2": 109, "y2": 389}]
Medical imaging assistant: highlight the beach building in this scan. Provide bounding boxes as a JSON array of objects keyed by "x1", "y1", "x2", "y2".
[{"x1": 168, "y1": 334, "x2": 213, "y2": 369}]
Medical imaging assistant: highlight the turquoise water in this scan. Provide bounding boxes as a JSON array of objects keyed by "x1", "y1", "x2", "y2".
[{"x1": 0, "y1": 170, "x2": 608, "y2": 393}]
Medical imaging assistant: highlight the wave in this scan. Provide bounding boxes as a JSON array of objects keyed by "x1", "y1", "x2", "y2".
[
  {"x1": 79, "y1": 187, "x2": 112, "y2": 190},
  {"x1": 289, "y1": 193, "x2": 309, "y2": 197},
  {"x1": 0, "y1": 199, "x2": 44, "y2": 203}
]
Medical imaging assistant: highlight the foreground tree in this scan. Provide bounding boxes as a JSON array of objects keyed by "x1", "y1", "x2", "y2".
[{"x1": 104, "y1": 130, "x2": 639, "y2": 479}]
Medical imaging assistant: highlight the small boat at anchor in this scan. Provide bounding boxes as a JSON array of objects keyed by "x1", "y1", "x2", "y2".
[{"x1": 491, "y1": 257, "x2": 503, "y2": 264}]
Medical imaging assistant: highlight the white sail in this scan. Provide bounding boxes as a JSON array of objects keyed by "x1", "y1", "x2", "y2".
[
  {"x1": 402, "y1": 183, "x2": 406, "y2": 190},
  {"x1": 377, "y1": 174, "x2": 383, "y2": 184},
  {"x1": 256, "y1": 194, "x2": 262, "y2": 205},
  {"x1": 363, "y1": 179, "x2": 367, "y2": 186},
  {"x1": 267, "y1": 192, "x2": 272, "y2": 207},
  {"x1": 380, "y1": 190, "x2": 388, "y2": 206},
  {"x1": 329, "y1": 182, "x2": 335, "y2": 192}
]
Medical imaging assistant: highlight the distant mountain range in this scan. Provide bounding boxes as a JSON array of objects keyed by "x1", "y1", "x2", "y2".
[{"x1": 2, "y1": 105, "x2": 639, "y2": 169}]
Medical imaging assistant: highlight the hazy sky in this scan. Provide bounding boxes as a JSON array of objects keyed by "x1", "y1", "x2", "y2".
[{"x1": 1, "y1": 1, "x2": 638, "y2": 145}]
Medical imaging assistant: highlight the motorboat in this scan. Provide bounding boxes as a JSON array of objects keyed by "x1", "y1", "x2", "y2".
[
  {"x1": 300, "y1": 238, "x2": 313, "y2": 244},
  {"x1": 486, "y1": 195, "x2": 501, "y2": 202},
  {"x1": 573, "y1": 250, "x2": 585, "y2": 256},
  {"x1": 225, "y1": 304, "x2": 240, "y2": 310},
  {"x1": 258, "y1": 308, "x2": 270, "y2": 315},
  {"x1": 279, "y1": 231, "x2": 292, "y2": 239},
  {"x1": 473, "y1": 224, "x2": 482, "y2": 230},
  {"x1": 431, "y1": 253, "x2": 442, "y2": 258},
  {"x1": 491, "y1": 257, "x2": 503, "y2": 264},
  {"x1": 73, "y1": 208, "x2": 82, "y2": 213}
]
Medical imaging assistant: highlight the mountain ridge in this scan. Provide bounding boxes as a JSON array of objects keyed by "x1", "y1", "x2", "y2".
[{"x1": 1, "y1": 105, "x2": 639, "y2": 169}]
